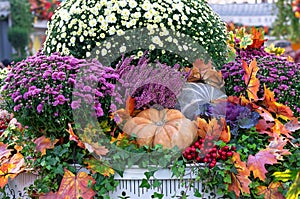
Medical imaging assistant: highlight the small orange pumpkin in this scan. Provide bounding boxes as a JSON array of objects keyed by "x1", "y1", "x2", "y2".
[{"x1": 123, "y1": 108, "x2": 197, "y2": 150}]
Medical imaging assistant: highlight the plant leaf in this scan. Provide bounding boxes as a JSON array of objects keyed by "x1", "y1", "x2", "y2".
[
  {"x1": 267, "y1": 137, "x2": 291, "y2": 160},
  {"x1": 34, "y1": 136, "x2": 58, "y2": 156},
  {"x1": 242, "y1": 59, "x2": 260, "y2": 101},
  {"x1": 249, "y1": 27, "x2": 266, "y2": 49},
  {"x1": 126, "y1": 96, "x2": 135, "y2": 116},
  {"x1": 271, "y1": 119, "x2": 293, "y2": 139},
  {"x1": 228, "y1": 152, "x2": 251, "y2": 197},
  {"x1": 84, "y1": 158, "x2": 114, "y2": 177},
  {"x1": 190, "y1": 59, "x2": 225, "y2": 88},
  {"x1": 0, "y1": 142, "x2": 12, "y2": 160},
  {"x1": 8, "y1": 152, "x2": 25, "y2": 179},
  {"x1": 257, "y1": 181, "x2": 285, "y2": 199},
  {"x1": 0, "y1": 163, "x2": 15, "y2": 188},
  {"x1": 41, "y1": 168, "x2": 96, "y2": 199},
  {"x1": 67, "y1": 124, "x2": 85, "y2": 149},
  {"x1": 285, "y1": 118, "x2": 300, "y2": 132},
  {"x1": 286, "y1": 171, "x2": 300, "y2": 199},
  {"x1": 247, "y1": 149, "x2": 278, "y2": 181},
  {"x1": 262, "y1": 85, "x2": 294, "y2": 121}
]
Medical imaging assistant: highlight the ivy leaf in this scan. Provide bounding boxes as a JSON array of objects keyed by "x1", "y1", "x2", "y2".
[
  {"x1": 140, "y1": 179, "x2": 151, "y2": 189},
  {"x1": 153, "y1": 192, "x2": 164, "y2": 199},
  {"x1": 84, "y1": 158, "x2": 114, "y2": 177},
  {"x1": 0, "y1": 163, "x2": 15, "y2": 188},
  {"x1": 262, "y1": 85, "x2": 294, "y2": 121},
  {"x1": 247, "y1": 149, "x2": 278, "y2": 181},
  {"x1": 228, "y1": 152, "x2": 251, "y2": 197},
  {"x1": 41, "y1": 168, "x2": 96, "y2": 199},
  {"x1": 257, "y1": 181, "x2": 285, "y2": 199},
  {"x1": 34, "y1": 135, "x2": 59, "y2": 156},
  {"x1": 0, "y1": 142, "x2": 12, "y2": 160},
  {"x1": 242, "y1": 59, "x2": 260, "y2": 101}
]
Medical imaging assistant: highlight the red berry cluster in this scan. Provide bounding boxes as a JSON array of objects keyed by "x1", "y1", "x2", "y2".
[
  {"x1": 0, "y1": 117, "x2": 11, "y2": 135},
  {"x1": 182, "y1": 137, "x2": 236, "y2": 168}
]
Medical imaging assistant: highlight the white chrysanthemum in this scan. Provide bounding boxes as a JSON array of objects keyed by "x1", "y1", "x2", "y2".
[
  {"x1": 108, "y1": 26, "x2": 116, "y2": 35},
  {"x1": 119, "y1": 46, "x2": 126, "y2": 53},
  {"x1": 128, "y1": 0, "x2": 137, "y2": 8},
  {"x1": 101, "y1": 48, "x2": 107, "y2": 56},
  {"x1": 149, "y1": 44, "x2": 155, "y2": 50},
  {"x1": 89, "y1": 19, "x2": 97, "y2": 27},
  {"x1": 100, "y1": 33, "x2": 106, "y2": 38},
  {"x1": 70, "y1": 37, "x2": 76, "y2": 44},
  {"x1": 79, "y1": 36, "x2": 84, "y2": 42},
  {"x1": 118, "y1": 0, "x2": 127, "y2": 7},
  {"x1": 141, "y1": 1, "x2": 151, "y2": 11},
  {"x1": 152, "y1": 36, "x2": 162, "y2": 45},
  {"x1": 121, "y1": 9, "x2": 130, "y2": 17}
]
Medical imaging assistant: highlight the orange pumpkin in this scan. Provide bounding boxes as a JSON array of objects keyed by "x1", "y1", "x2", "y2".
[{"x1": 123, "y1": 108, "x2": 197, "y2": 150}]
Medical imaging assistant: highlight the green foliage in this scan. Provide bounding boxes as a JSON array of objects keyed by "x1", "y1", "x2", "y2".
[
  {"x1": 9, "y1": 0, "x2": 33, "y2": 31},
  {"x1": 272, "y1": 0, "x2": 300, "y2": 42},
  {"x1": 7, "y1": 27, "x2": 29, "y2": 57}
]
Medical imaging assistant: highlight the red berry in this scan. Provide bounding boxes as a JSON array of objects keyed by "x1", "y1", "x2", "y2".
[
  {"x1": 227, "y1": 151, "x2": 233, "y2": 157},
  {"x1": 195, "y1": 142, "x2": 200, "y2": 148},
  {"x1": 231, "y1": 146, "x2": 236, "y2": 151},
  {"x1": 196, "y1": 156, "x2": 201, "y2": 162},
  {"x1": 203, "y1": 158, "x2": 208, "y2": 162},
  {"x1": 211, "y1": 153, "x2": 217, "y2": 158},
  {"x1": 191, "y1": 148, "x2": 196, "y2": 153},
  {"x1": 187, "y1": 155, "x2": 192, "y2": 160},
  {"x1": 209, "y1": 162, "x2": 216, "y2": 168},
  {"x1": 222, "y1": 146, "x2": 229, "y2": 151},
  {"x1": 221, "y1": 156, "x2": 227, "y2": 160}
]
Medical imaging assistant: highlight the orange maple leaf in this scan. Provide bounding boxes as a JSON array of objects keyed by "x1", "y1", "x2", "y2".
[
  {"x1": 67, "y1": 124, "x2": 85, "y2": 149},
  {"x1": 0, "y1": 142, "x2": 12, "y2": 160},
  {"x1": 271, "y1": 119, "x2": 293, "y2": 139},
  {"x1": 267, "y1": 137, "x2": 291, "y2": 161},
  {"x1": 262, "y1": 85, "x2": 294, "y2": 121},
  {"x1": 247, "y1": 149, "x2": 278, "y2": 181},
  {"x1": 242, "y1": 59, "x2": 260, "y2": 101},
  {"x1": 257, "y1": 181, "x2": 285, "y2": 199},
  {"x1": 40, "y1": 169, "x2": 96, "y2": 199},
  {"x1": 34, "y1": 136, "x2": 59, "y2": 156},
  {"x1": 189, "y1": 59, "x2": 225, "y2": 88},
  {"x1": 285, "y1": 118, "x2": 300, "y2": 132},
  {"x1": 196, "y1": 118, "x2": 224, "y2": 140},
  {"x1": 8, "y1": 152, "x2": 25, "y2": 180},
  {"x1": 0, "y1": 163, "x2": 16, "y2": 188},
  {"x1": 228, "y1": 152, "x2": 251, "y2": 197},
  {"x1": 249, "y1": 27, "x2": 267, "y2": 49},
  {"x1": 125, "y1": 96, "x2": 135, "y2": 116}
]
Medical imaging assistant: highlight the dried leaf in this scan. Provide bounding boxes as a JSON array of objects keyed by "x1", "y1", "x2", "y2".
[
  {"x1": 9, "y1": 152, "x2": 25, "y2": 179},
  {"x1": 257, "y1": 181, "x2": 285, "y2": 199},
  {"x1": 126, "y1": 96, "x2": 136, "y2": 116},
  {"x1": 0, "y1": 142, "x2": 12, "y2": 160},
  {"x1": 249, "y1": 27, "x2": 267, "y2": 49},
  {"x1": 247, "y1": 149, "x2": 278, "y2": 181},
  {"x1": 0, "y1": 163, "x2": 15, "y2": 188},
  {"x1": 84, "y1": 142, "x2": 109, "y2": 157},
  {"x1": 267, "y1": 137, "x2": 291, "y2": 161},
  {"x1": 242, "y1": 59, "x2": 260, "y2": 101},
  {"x1": 67, "y1": 124, "x2": 85, "y2": 149},
  {"x1": 41, "y1": 169, "x2": 96, "y2": 199},
  {"x1": 285, "y1": 118, "x2": 300, "y2": 132},
  {"x1": 271, "y1": 119, "x2": 293, "y2": 139},
  {"x1": 190, "y1": 59, "x2": 225, "y2": 88},
  {"x1": 34, "y1": 136, "x2": 59, "y2": 156},
  {"x1": 228, "y1": 152, "x2": 251, "y2": 197},
  {"x1": 262, "y1": 85, "x2": 294, "y2": 121}
]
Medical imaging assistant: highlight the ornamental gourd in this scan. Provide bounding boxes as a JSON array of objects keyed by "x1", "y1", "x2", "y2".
[{"x1": 123, "y1": 108, "x2": 197, "y2": 150}]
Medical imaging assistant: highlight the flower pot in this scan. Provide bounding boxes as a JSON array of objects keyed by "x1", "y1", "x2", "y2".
[
  {"x1": 108, "y1": 165, "x2": 223, "y2": 199},
  {"x1": 5, "y1": 172, "x2": 38, "y2": 199}
]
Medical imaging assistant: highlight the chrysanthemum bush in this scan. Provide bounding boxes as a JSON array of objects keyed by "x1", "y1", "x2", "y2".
[
  {"x1": 43, "y1": 0, "x2": 229, "y2": 68},
  {"x1": 222, "y1": 28, "x2": 300, "y2": 116},
  {"x1": 1, "y1": 52, "x2": 120, "y2": 137}
]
